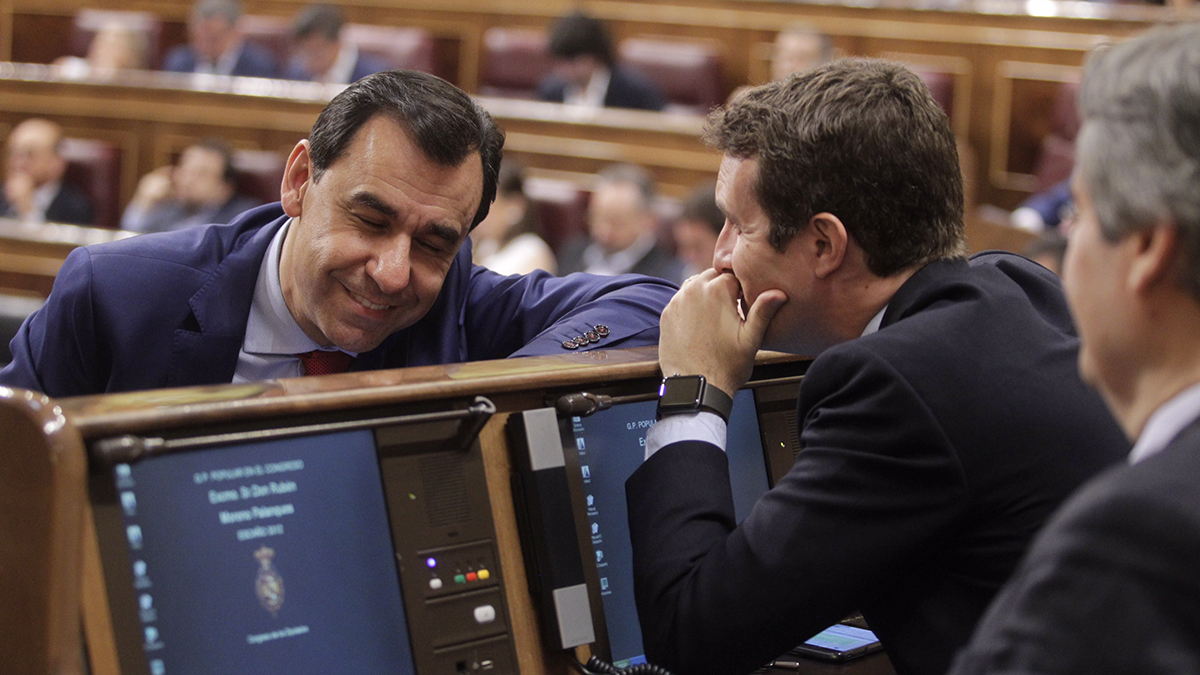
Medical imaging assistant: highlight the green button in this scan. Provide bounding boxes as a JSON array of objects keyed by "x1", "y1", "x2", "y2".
[{"x1": 454, "y1": 574, "x2": 466, "y2": 584}]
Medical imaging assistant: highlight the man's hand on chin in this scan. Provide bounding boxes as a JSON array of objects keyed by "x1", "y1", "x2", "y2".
[{"x1": 658, "y1": 269, "x2": 786, "y2": 395}]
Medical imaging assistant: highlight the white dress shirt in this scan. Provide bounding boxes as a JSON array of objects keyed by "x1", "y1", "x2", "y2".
[
  {"x1": 232, "y1": 220, "x2": 354, "y2": 382},
  {"x1": 644, "y1": 305, "x2": 889, "y2": 459},
  {"x1": 563, "y1": 67, "x2": 612, "y2": 107},
  {"x1": 1128, "y1": 380, "x2": 1200, "y2": 464}
]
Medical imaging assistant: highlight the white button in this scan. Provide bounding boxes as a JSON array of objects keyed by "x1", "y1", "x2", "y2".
[
  {"x1": 429, "y1": 578, "x2": 443, "y2": 590},
  {"x1": 473, "y1": 605, "x2": 496, "y2": 624}
]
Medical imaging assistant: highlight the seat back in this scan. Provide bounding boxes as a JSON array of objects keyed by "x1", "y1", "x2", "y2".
[
  {"x1": 912, "y1": 67, "x2": 955, "y2": 122},
  {"x1": 343, "y1": 24, "x2": 437, "y2": 76},
  {"x1": 69, "y1": 9, "x2": 163, "y2": 69},
  {"x1": 479, "y1": 27, "x2": 552, "y2": 99},
  {"x1": 618, "y1": 38, "x2": 723, "y2": 114},
  {"x1": 59, "y1": 137, "x2": 122, "y2": 229},
  {"x1": 231, "y1": 149, "x2": 286, "y2": 205}
]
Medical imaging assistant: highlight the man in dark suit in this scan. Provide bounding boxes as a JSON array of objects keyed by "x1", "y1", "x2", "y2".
[
  {"x1": 0, "y1": 70, "x2": 675, "y2": 397},
  {"x1": 625, "y1": 59, "x2": 1129, "y2": 675},
  {"x1": 121, "y1": 138, "x2": 261, "y2": 233},
  {"x1": 537, "y1": 11, "x2": 666, "y2": 112},
  {"x1": 558, "y1": 163, "x2": 686, "y2": 284},
  {"x1": 950, "y1": 23, "x2": 1200, "y2": 675},
  {"x1": 281, "y1": 4, "x2": 389, "y2": 85},
  {"x1": 0, "y1": 118, "x2": 93, "y2": 225},
  {"x1": 163, "y1": 0, "x2": 277, "y2": 78}
]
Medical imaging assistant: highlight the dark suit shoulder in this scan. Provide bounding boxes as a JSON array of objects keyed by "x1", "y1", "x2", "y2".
[
  {"x1": 631, "y1": 244, "x2": 687, "y2": 284},
  {"x1": 606, "y1": 66, "x2": 668, "y2": 111},
  {"x1": 45, "y1": 182, "x2": 94, "y2": 226},
  {"x1": 536, "y1": 75, "x2": 569, "y2": 103}
]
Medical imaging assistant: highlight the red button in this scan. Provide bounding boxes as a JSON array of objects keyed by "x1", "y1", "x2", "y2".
[{"x1": 466, "y1": 572, "x2": 478, "y2": 582}]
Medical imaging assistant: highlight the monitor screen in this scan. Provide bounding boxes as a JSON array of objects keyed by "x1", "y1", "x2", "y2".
[
  {"x1": 110, "y1": 429, "x2": 417, "y2": 675},
  {"x1": 569, "y1": 390, "x2": 769, "y2": 668}
]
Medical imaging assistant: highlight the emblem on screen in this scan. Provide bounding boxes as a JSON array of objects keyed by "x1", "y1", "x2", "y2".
[{"x1": 254, "y1": 546, "x2": 285, "y2": 616}]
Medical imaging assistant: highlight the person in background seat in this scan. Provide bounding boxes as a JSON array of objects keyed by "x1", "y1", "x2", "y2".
[
  {"x1": 163, "y1": 0, "x2": 277, "y2": 78},
  {"x1": 537, "y1": 11, "x2": 666, "y2": 112},
  {"x1": 282, "y1": 4, "x2": 389, "y2": 85},
  {"x1": 0, "y1": 119, "x2": 93, "y2": 226}
]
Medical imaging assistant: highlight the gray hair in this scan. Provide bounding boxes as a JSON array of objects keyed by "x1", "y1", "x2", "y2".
[
  {"x1": 596, "y1": 163, "x2": 656, "y2": 211},
  {"x1": 192, "y1": 0, "x2": 242, "y2": 24},
  {"x1": 1076, "y1": 22, "x2": 1200, "y2": 298}
]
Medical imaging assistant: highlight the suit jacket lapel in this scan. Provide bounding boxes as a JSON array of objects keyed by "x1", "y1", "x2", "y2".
[{"x1": 167, "y1": 214, "x2": 288, "y2": 387}]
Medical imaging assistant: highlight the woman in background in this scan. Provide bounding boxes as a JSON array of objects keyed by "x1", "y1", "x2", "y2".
[{"x1": 471, "y1": 158, "x2": 557, "y2": 275}]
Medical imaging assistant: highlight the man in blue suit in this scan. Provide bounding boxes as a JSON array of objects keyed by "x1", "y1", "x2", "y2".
[
  {"x1": 163, "y1": 0, "x2": 277, "y2": 78},
  {"x1": 281, "y1": 4, "x2": 389, "y2": 85},
  {"x1": 0, "y1": 70, "x2": 675, "y2": 397}
]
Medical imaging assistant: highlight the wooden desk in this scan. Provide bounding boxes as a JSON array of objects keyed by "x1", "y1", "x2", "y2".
[
  {"x1": 3, "y1": 347, "x2": 836, "y2": 675},
  {"x1": 0, "y1": 65, "x2": 716, "y2": 202},
  {"x1": 0, "y1": 217, "x2": 132, "y2": 298}
]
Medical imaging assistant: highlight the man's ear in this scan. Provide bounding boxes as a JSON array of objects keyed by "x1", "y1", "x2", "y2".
[
  {"x1": 808, "y1": 212, "x2": 848, "y2": 279},
  {"x1": 280, "y1": 140, "x2": 312, "y2": 218},
  {"x1": 1129, "y1": 223, "x2": 1180, "y2": 295}
]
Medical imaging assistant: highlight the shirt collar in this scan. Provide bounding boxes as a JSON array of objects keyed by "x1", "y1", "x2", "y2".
[
  {"x1": 565, "y1": 67, "x2": 611, "y2": 107},
  {"x1": 1129, "y1": 380, "x2": 1200, "y2": 464},
  {"x1": 242, "y1": 219, "x2": 355, "y2": 357},
  {"x1": 862, "y1": 305, "x2": 887, "y2": 337}
]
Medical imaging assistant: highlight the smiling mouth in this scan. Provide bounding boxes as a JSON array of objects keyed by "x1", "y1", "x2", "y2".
[{"x1": 348, "y1": 289, "x2": 393, "y2": 311}]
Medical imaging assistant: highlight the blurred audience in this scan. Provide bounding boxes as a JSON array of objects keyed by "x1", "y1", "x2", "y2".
[
  {"x1": 282, "y1": 4, "x2": 389, "y2": 84},
  {"x1": 771, "y1": 24, "x2": 834, "y2": 81},
  {"x1": 1023, "y1": 230, "x2": 1068, "y2": 276},
  {"x1": 671, "y1": 180, "x2": 723, "y2": 274},
  {"x1": 558, "y1": 163, "x2": 686, "y2": 284},
  {"x1": 1, "y1": 119, "x2": 93, "y2": 226},
  {"x1": 537, "y1": 11, "x2": 667, "y2": 112},
  {"x1": 121, "y1": 138, "x2": 262, "y2": 234},
  {"x1": 471, "y1": 158, "x2": 556, "y2": 275},
  {"x1": 163, "y1": 0, "x2": 277, "y2": 78},
  {"x1": 1011, "y1": 179, "x2": 1073, "y2": 233},
  {"x1": 55, "y1": 22, "x2": 149, "y2": 75}
]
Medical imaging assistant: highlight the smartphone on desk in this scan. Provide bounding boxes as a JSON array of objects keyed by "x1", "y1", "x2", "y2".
[{"x1": 780, "y1": 624, "x2": 883, "y2": 664}]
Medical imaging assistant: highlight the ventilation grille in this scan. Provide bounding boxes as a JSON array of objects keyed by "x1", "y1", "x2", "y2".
[
  {"x1": 787, "y1": 410, "x2": 802, "y2": 461},
  {"x1": 420, "y1": 452, "x2": 471, "y2": 527}
]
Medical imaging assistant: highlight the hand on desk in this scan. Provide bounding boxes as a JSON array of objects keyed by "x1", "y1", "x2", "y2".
[{"x1": 657, "y1": 268, "x2": 786, "y2": 396}]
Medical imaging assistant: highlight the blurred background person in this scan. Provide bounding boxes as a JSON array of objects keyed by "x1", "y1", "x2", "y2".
[
  {"x1": 282, "y1": 4, "x2": 388, "y2": 84},
  {"x1": 471, "y1": 158, "x2": 556, "y2": 275},
  {"x1": 121, "y1": 138, "x2": 261, "y2": 234},
  {"x1": 163, "y1": 0, "x2": 277, "y2": 78},
  {"x1": 537, "y1": 11, "x2": 667, "y2": 111},
  {"x1": 55, "y1": 21, "x2": 149, "y2": 75},
  {"x1": 1023, "y1": 230, "x2": 1068, "y2": 276},
  {"x1": 558, "y1": 163, "x2": 686, "y2": 284},
  {"x1": 771, "y1": 23, "x2": 834, "y2": 81},
  {"x1": 1, "y1": 118, "x2": 93, "y2": 226},
  {"x1": 671, "y1": 180, "x2": 723, "y2": 274}
]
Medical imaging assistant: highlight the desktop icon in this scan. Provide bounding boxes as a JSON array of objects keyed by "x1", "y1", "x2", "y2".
[
  {"x1": 126, "y1": 525, "x2": 143, "y2": 550},
  {"x1": 581, "y1": 465, "x2": 591, "y2": 480},
  {"x1": 120, "y1": 491, "x2": 137, "y2": 517},
  {"x1": 115, "y1": 463, "x2": 135, "y2": 488}
]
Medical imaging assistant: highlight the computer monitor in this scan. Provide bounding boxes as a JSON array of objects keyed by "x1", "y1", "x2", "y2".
[
  {"x1": 567, "y1": 390, "x2": 770, "y2": 668},
  {"x1": 88, "y1": 409, "x2": 519, "y2": 675}
]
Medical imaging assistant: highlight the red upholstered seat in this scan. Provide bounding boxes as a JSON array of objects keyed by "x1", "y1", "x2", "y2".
[
  {"x1": 231, "y1": 149, "x2": 286, "y2": 206},
  {"x1": 525, "y1": 177, "x2": 589, "y2": 256},
  {"x1": 59, "y1": 138, "x2": 121, "y2": 229},
  {"x1": 479, "y1": 27, "x2": 552, "y2": 99},
  {"x1": 617, "y1": 38, "x2": 723, "y2": 114},
  {"x1": 1029, "y1": 81, "x2": 1082, "y2": 192},
  {"x1": 1049, "y1": 80, "x2": 1082, "y2": 141},
  {"x1": 69, "y1": 9, "x2": 163, "y2": 69},
  {"x1": 911, "y1": 67, "x2": 955, "y2": 122},
  {"x1": 342, "y1": 24, "x2": 437, "y2": 76}
]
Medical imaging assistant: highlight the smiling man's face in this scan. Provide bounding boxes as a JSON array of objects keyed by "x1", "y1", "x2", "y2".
[{"x1": 278, "y1": 114, "x2": 483, "y2": 353}]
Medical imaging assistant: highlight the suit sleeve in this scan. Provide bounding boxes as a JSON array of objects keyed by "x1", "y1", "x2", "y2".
[
  {"x1": 626, "y1": 343, "x2": 967, "y2": 675},
  {"x1": 948, "y1": 475, "x2": 1200, "y2": 675},
  {"x1": 0, "y1": 247, "x2": 103, "y2": 396},
  {"x1": 462, "y1": 267, "x2": 676, "y2": 360}
]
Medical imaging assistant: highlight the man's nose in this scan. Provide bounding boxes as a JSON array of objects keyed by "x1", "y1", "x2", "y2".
[
  {"x1": 712, "y1": 221, "x2": 735, "y2": 272},
  {"x1": 368, "y1": 237, "x2": 412, "y2": 295}
]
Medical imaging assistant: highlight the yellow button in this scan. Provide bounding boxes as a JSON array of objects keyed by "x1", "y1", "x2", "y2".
[{"x1": 478, "y1": 569, "x2": 490, "y2": 580}]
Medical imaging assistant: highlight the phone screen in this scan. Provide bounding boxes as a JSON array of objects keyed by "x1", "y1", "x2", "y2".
[{"x1": 803, "y1": 625, "x2": 879, "y2": 652}]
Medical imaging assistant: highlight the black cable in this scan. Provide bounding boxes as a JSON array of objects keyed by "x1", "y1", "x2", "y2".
[{"x1": 576, "y1": 654, "x2": 675, "y2": 675}]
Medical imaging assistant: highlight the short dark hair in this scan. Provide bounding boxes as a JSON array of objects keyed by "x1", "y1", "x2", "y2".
[
  {"x1": 292, "y1": 3, "x2": 343, "y2": 42},
  {"x1": 705, "y1": 58, "x2": 965, "y2": 277},
  {"x1": 191, "y1": 137, "x2": 238, "y2": 185},
  {"x1": 681, "y1": 180, "x2": 723, "y2": 234},
  {"x1": 547, "y1": 11, "x2": 614, "y2": 67},
  {"x1": 308, "y1": 69, "x2": 505, "y2": 228}
]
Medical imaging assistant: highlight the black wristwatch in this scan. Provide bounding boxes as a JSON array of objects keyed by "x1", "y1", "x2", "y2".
[{"x1": 656, "y1": 375, "x2": 734, "y2": 423}]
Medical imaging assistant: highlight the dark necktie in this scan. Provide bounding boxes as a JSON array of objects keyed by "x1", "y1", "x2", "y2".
[{"x1": 296, "y1": 350, "x2": 353, "y2": 376}]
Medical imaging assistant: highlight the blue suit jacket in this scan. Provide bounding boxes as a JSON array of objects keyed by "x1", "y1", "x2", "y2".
[
  {"x1": 537, "y1": 66, "x2": 668, "y2": 112},
  {"x1": 0, "y1": 203, "x2": 676, "y2": 397},
  {"x1": 163, "y1": 42, "x2": 278, "y2": 78}
]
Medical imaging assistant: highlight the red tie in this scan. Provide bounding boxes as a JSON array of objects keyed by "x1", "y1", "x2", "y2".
[{"x1": 296, "y1": 350, "x2": 354, "y2": 376}]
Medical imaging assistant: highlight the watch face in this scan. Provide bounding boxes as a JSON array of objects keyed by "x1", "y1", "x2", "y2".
[{"x1": 659, "y1": 376, "x2": 704, "y2": 409}]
